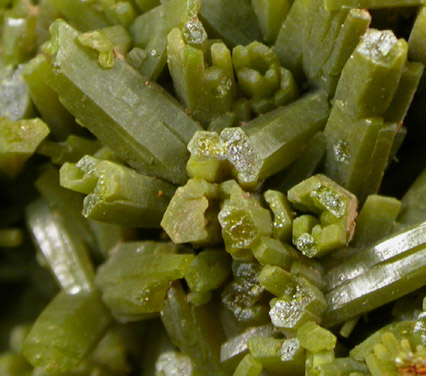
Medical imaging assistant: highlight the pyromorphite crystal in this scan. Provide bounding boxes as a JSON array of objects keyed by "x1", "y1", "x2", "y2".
[
  {"x1": 241, "y1": 92, "x2": 329, "y2": 184},
  {"x1": 325, "y1": 220, "x2": 426, "y2": 292},
  {"x1": 251, "y1": 237, "x2": 298, "y2": 270},
  {"x1": 167, "y1": 25, "x2": 236, "y2": 125},
  {"x1": 220, "y1": 325, "x2": 276, "y2": 371},
  {"x1": 60, "y1": 155, "x2": 176, "y2": 227},
  {"x1": 185, "y1": 92, "x2": 329, "y2": 189},
  {"x1": 247, "y1": 336, "x2": 305, "y2": 374},
  {"x1": 218, "y1": 181, "x2": 273, "y2": 260},
  {"x1": 198, "y1": 0, "x2": 262, "y2": 47},
  {"x1": 161, "y1": 282, "x2": 226, "y2": 375},
  {"x1": 96, "y1": 241, "x2": 194, "y2": 321},
  {"x1": 324, "y1": 234, "x2": 426, "y2": 327},
  {"x1": 232, "y1": 41, "x2": 281, "y2": 99},
  {"x1": 26, "y1": 197, "x2": 95, "y2": 294},
  {"x1": 288, "y1": 174, "x2": 358, "y2": 257},
  {"x1": 130, "y1": 0, "x2": 202, "y2": 80},
  {"x1": 0, "y1": 65, "x2": 35, "y2": 121},
  {"x1": 184, "y1": 248, "x2": 231, "y2": 292},
  {"x1": 251, "y1": 0, "x2": 291, "y2": 43},
  {"x1": 77, "y1": 25, "x2": 131, "y2": 69},
  {"x1": 22, "y1": 54, "x2": 78, "y2": 139},
  {"x1": 259, "y1": 265, "x2": 327, "y2": 333},
  {"x1": 161, "y1": 178, "x2": 221, "y2": 245},
  {"x1": 233, "y1": 353, "x2": 263, "y2": 376},
  {"x1": 350, "y1": 194, "x2": 401, "y2": 248},
  {"x1": 221, "y1": 261, "x2": 267, "y2": 322},
  {"x1": 46, "y1": 19, "x2": 202, "y2": 185},
  {"x1": 323, "y1": 29, "x2": 414, "y2": 202},
  {"x1": 296, "y1": 321, "x2": 337, "y2": 352},
  {"x1": 264, "y1": 190, "x2": 294, "y2": 242},
  {"x1": 186, "y1": 131, "x2": 231, "y2": 182},
  {"x1": 0, "y1": 117, "x2": 50, "y2": 179},
  {"x1": 22, "y1": 290, "x2": 112, "y2": 373},
  {"x1": 37, "y1": 135, "x2": 101, "y2": 166}
]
